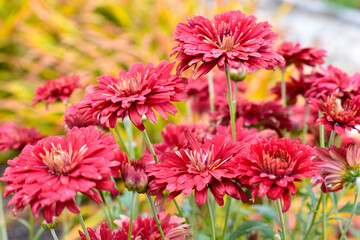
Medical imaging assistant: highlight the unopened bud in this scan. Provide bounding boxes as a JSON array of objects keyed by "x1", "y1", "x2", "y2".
[
  {"x1": 42, "y1": 217, "x2": 59, "y2": 229},
  {"x1": 230, "y1": 69, "x2": 247, "y2": 82}
]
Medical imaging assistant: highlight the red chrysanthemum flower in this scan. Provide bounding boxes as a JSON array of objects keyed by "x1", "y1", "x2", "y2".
[
  {"x1": 33, "y1": 74, "x2": 82, "y2": 107},
  {"x1": 172, "y1": 10, "x2": 284, "y2": 78},
  {"x1": 79, "y1": 213, "x2": 192, "y2": 240},
  {"x1": 276, "y1": 41, "x2": 326, "y2": 70},
  {"x1": 236, "y1": 137, "x2": 319, "y2": 212},
  {"x1": 305, "y1": 65, "x2": 360, "y2": 99},
  {"x1": 313, "y1": 143, "x2": 360, "y2": 192},
  {"x1": 1, "y1": 126, "x2": 119, "y2": 223},
  {"x1": 147, "y1": 130, "x2": 247, "y2": 206},
  {"x1": 311, "y1": 94, "x2": 360, "y2": 135},
  {"x1": 81, "y1": 61, "x2": 187, "y2": 131},
  {"x1": 0, "y1": 123, "x2": 44, "y2": 152},
  {"x1": 112, "y1": 149, "x2": 148, "y2": 193}
]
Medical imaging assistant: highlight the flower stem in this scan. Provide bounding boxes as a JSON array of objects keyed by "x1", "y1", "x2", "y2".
[
  {"x1": 123, "y1": 117, "x2": 135, "y2": 159},
  {"x1": 225, "y1": 62, "x2": 236, "y2": 142},
  {"x1": 208, "y1": 71, "x2": 215, "y2": 113},
  {"x1": 329, "y1": 192, "x2": 344, "y2": 235},
  {"x1": 141, "y1": 129, "x2": 158, "y2": 162},
  {"x1": 276, "y1": 199, "x2": 288, "y2": 240},
  {"x1": 319, "y1": 112, "x2": 325, "y2": 148},
  {"x1": 302, "y1": 103, "x2": 310, "y2": 143},
  {"x1": 322, "y1": 193, "x2": 327, "y2": 240},
  {"x1": 328, "y1": 130, "x2": 336, "y2": 147},
  {"x1": 0, "y1": 191, "x2": 8, "y2": 240},
  {"x1": 99, "y1": 191, "x2": 114, "y2": 229},
  {"x1": 77, "y1": 213, "x2": 90, "y2": 240},
  {"x1": 128, "y1": 192, "x2": 137, "y2": 240},
  {"x1": 146, "y1": 194, "x2": 166, "y2": 240},
  {"x1": 207, "y1": 195, "x2": 216, "y2": 240},
  {"x1": 114, "y1": 124, "x2": 130, "y2": 154},
  {"x1": 281, "y1": 67, "x2": 286, "y2": 107},
  {"x1": 29, "y1": 211, "x2": 34, "y2": 240},
  {"x1": 339, "y1": 178, "x2": 360, "y2": 240},
  {"x1": 222, "y1": 197, "x2": 232, "y2": 239},
  {"x1": 304, "y1": 193, "x2": 323, "y2": 240},
  {"x1": 50, "y1": 229, "x2": 59, "y2": 240},
  {"x1": 173, "y1": 199, "x2": 184, "y2": 218}
]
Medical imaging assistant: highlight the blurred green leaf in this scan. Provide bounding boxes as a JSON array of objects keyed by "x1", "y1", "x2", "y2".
[
  {"x1": 229, "y1": 220, "x2": 275, "y2": 240},
  {"x1": 339, "y1": 202, "x2": 360, "y2": 215}
]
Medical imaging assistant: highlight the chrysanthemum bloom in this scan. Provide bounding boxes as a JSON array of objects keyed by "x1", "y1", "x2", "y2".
[
  {"x1": 305, "y1": 65, "x2": 360, "y2": 99},
  {"x1": 276, "y1": 41, "x2": 326, "y2": 70},
  {"x1": 0, "y1": 126, "x2": 119, "y2": 223},
  {"x1": 81, "y1": 61, "x2": 187, "y2": 131},
  {"x1": 79, "y1": 213, "x2": 192, "y2": 240},
  {"x1": 112, "y1": 149, "x2": 148, "y2": 193},
  {"x1": 33, "y1": 74, "x2": 82, "y2": 107},
  {"x1": 311, "y1": 94, "x2": 360, "y2": 135},
  {"x1": 0, "y1": 122, "x2": 43, "y2": 152},
  {"x1": 147, "y1": 131, "x2": 248, "y2": 206},
  {"x1": 236, "y1": 137, "x2": 319, "y2": 212},
  {"x1": 313, "y1": 143, "x2": 360, "y2": 192},
  {"x1": 172, "y1": 10, "x2": 284, "y2": 78},
  {"x1": 64, "y1": 101, "x2": 108, "y2": 131}
]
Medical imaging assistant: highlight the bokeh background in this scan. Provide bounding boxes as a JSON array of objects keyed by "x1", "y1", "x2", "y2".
[{"x1": 1, "y1": 0, "x2": 360, "y2": 239}]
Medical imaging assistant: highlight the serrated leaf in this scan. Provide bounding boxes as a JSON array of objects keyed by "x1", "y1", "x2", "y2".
[
  {"x1": 339, "y1": 202, "x2": 360, "y2": 215},
  {"x1": 229, "y1": 220, "x2": 275, "y2": 240}
]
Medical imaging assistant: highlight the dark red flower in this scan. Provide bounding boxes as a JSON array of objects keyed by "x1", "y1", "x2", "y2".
[
  {"x1": 79, "y1": 213, "x2": 192, "y2": 240},
  {"x1": 147, "y1": 130, "x2": 247, "y2": 206},
  {"x1": 313, "y1": 143, "x2": 360, "y2": 192},
  {"x1": 311, "y1": 94, "x2": 360, "y2": 135},
  {"x1": 33, "y1": 74, "x2": 81, "y2": 107},
  {"x1": 305, "y1": 65, "x2": 360, "y2": 99},
  {"x1": 0, "y1": 123, "x2": 43, "y2": 152},
  {"x1": 236, "y1": 137, "x2": 319, "y2": 212},
  {"x1": 276, "y1": 41, "x2": 326, "y2": 70},
  {"x1": 172, "y1": 10, "x2": 284, "y2": 78},
  {"x1": 112, "y1": 149, "x2": 148, "y2": 193},
  {"x1": 1, "y1": 126, "x2": 119, "y2": 223},
  {"x1": 81, "y1": 61, "x2": 187, "y2": 131}
]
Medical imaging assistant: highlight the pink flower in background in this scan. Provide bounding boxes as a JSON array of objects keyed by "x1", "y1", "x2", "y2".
[
  {"x1": 79, "y1": 213, "x2": 192, "y2": 240},
  {"x1": 311, "y1": 94, "x2": 360, "y2": 135},
  {"x1": 0, "y1": 123, "x2": 43, "y2": 152},
  {"x1": 82, "y1": 61, "x2": 187, "y2": 131},
  {"x1": 172, "y1": 10, "x2": 284, "y2": 78},
  {"x1": 33, "y1": 74, "x2": 82, "y2": 107},
  {"x1": 314, "y1": 143, "x2": 360, "y2": 192},
  {"x1": 236, "y1": 137, "x2": 319, "y2": 212},
  {"x1": 276, "y1": 41, "x2": 326, "y2": 70},
  {"x1": 147, "y1": 130, "x2": 247, "y2": 206},
  {"x1": 1, "y1": 126, "x2": 119, "y2": 223}
]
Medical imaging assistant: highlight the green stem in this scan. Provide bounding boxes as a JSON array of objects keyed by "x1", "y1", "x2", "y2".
[
  {"x1": 328, "y1": 130, "x2": 336, "y2": 147},
  {"x1": 77, "y1": 213, "x2": 90, "y2": 240},
  {"x1": 141, "y1": 129, "x2": 158, "y2": 163},
  {"x1": 0, "y1": 191, "x2": 8, "y2": 240},
  {"x1": 123, "y1": 117, "x2": 135, "y2": 159},
  {"x1": 281, "y1": 67, "x2": 286, "y2": 107},
  {"x1": 304, "y1": 194, "x2": 323, "y2": 240},
  {"x1": 190, "y1": 194, "x2": 197, "y2": 238},
  {"x1": 114, "y1": 124, "x2": 130, "y2": 154},
  {"x1": 322, "y1": 193, "x2": 327, "y2": 240},
  {"x1": 339, "y1": 178, "x2": 360, "y2": 240},
  {"x1": 146, "y1": 194, "x2": 166, "y2": 240},
  {"x1": 302, "y1": 103, "x2": 310, "y2": 143},
  {"x1": 222, "y1": 197, "x2": 232, "y2": 239},
  {"x1": 207, "y1": 195, "x2": 216, "y2": 240},
  {"x1": 100, "y1": 191, "x2": 114, "y2": 229},
  {"x1": 29, "y1": 212, "x2": 34, "y2": 240},
  {"x1": 319, "y1": 112, "x2": 325, "y2": 148},
  {"x1": 173, "y1": 199, "x2": 184, "y2": 218},
  {"x1": 225, "y1": 62, "x2": 236, "y2": 142},
  {"x1": 329, "y1": 192, "x2": 344, "y2": 236},
  {"x1": 208, "y1": 71, "x2": 215, "y2": 113},
  {"x1": 276, "y1": 200, "x2": 288, "y2": 240},
  {"x1": 49, "y1": 229, "x2": 59, "y2": 240},
  {"x1": 128, "y1": 192, "x2": 137, "y2": 240}
]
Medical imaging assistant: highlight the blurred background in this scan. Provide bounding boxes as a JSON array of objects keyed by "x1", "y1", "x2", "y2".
[{"x1": 0, "y1": 0, "x2": 359, "y2": 239}]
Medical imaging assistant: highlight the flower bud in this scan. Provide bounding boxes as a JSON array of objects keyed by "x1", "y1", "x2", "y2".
[
  {"x1": 230, "y1": 69, "x2": 247, "y2": 82},
  {"x1": 42, "y1": 217, "x2": 59, "y2": 229}
]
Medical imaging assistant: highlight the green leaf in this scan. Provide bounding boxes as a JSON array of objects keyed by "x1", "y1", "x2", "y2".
[
  {"x1": 229, "y1": 220, "x2": 275, "y2": 240},
  {"x1": 16, "y1": 218, "x2": 30, "y2": 229},
  {"x1": 278, "y1": 229, "x2": 284, "y2": 240},
  {"x1": 339, "y1": 202, "x2": 360, "y2": 215},
  {"x1": 306, "y1": 182, "x2": 316, "y2": 209},
  {"x1": 252, "y1": 205, "x2": 279, "y2": 222}
]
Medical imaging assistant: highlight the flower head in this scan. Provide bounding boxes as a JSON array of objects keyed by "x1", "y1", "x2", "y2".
[
  {"x1": 313, "y1": 143, "x2": 360, "y2": 192},
  {"x1": 311, "y1": 94, "x2": 360, "y2": 135},
  {"x1": 147, "y1": 130, "x2": 247, "y2": 206},
  {"x1": 1, "y1": 126, "x2": 119, "y2": 223},
  {"x1": 79, "y1": 213, "x2": 192, "y2": 240},
  {"x1": 81, "y1": 61, "x2": 187, "y2": 131},
  {"x1": 112, "y1": 149, "x2": 148, "y2": 193},
  {"x1": 236, "y1": 137, "x2": 319, "y2": 212},
  {"x1": 0, "y1": 123, "x2": 43, "y2": 152},
  {"x1": 33, "y1": 74, "x2": 81, "y2": 107},
  {"x1": 172, "y1": 10, "x2": 284, "y2": 78},
  {"x1": 276, "y1": 41, "x2": 326, "y2": 69}
]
